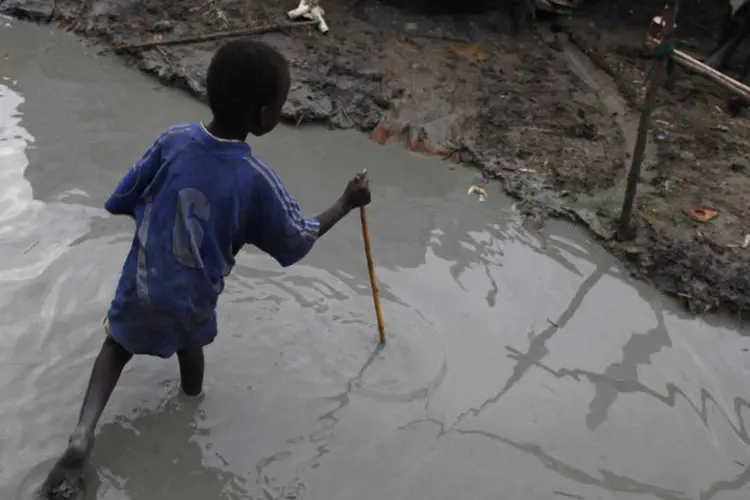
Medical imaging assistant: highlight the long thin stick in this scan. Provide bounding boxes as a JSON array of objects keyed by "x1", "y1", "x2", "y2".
[
  {"x1": 360, "y1": 205, "x2": 386, "y2": 345},
  {"x1": 618, "y1": 0, "x2": 678, "y2": 240},
  {"x1": 672, "y1": 49, "x2": 750, "y2": 101},
  {"x1": 104, "y1": 20, "x2": 317, "y2": 54}
]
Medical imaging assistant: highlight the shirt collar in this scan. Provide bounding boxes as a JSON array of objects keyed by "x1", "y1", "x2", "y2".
[{"x1": 193, "y1": 122, "x2": 252, "y2": 157}]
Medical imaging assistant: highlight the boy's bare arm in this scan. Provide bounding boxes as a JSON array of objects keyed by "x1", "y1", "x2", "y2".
[
  {"x1": 250, "y1": 169, "x2": 371, "y2": 267},
  {"x1": 316, "y1": 171, "x2": 371, "y2": 238}
]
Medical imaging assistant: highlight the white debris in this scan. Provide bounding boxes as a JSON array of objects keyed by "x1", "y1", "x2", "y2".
[
  {"x1": 288, "y1": 0, "x2": 329, "y2": 34},
  {"x1": 467, "y1": 185, "x2": 488, "y2": 202}
]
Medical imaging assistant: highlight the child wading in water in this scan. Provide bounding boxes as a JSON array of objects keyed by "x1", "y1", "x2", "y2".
[{"x1": 41, "y1": 39, "x2": 371, "y2": 498}]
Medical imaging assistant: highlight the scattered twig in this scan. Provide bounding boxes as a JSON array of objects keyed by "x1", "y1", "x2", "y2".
[{"x1": 103, "y1": 20, "x2": 317, "y2": 54}]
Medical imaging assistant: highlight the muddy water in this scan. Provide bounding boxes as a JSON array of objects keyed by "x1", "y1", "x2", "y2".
[{"x1": 2, "y1": 20, "x2": 750, "y2": 500}]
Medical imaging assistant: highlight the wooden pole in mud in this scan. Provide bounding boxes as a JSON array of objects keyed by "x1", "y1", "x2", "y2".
[
  {"x1": 359, "y1": 178, "x2": 386, "y2": 345},
  {"x1": 617, "y1": 0, "x2": 679, "y2": 240}
]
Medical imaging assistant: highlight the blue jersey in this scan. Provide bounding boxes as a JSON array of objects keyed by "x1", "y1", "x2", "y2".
[{"x1": 104, "y1": 123, "x2": 320, "y2": 358}]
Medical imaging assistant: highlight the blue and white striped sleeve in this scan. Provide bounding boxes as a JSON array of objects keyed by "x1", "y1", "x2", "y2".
[{"x1": 247, "y1": 158, "x2": 320, "y2": 267}]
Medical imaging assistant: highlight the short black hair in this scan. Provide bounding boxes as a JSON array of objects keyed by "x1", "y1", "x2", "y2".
[{"x1": 206, "y1": 39, "x2": 290, "y2": 126}]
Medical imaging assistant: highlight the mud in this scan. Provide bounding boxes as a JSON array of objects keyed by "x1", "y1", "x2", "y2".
[{"x1": 1, "y1": 0, "x2": 749, "y2": 316}]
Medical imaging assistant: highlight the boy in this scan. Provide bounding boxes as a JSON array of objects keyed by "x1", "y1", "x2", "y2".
[{"x1": 41, "y1": 39, "x2": 370, "y2": 498}]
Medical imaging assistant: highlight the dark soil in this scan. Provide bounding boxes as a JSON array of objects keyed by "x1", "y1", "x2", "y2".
[{"x1": 3, "y1": 0, "x2": 750, "y2": 318}]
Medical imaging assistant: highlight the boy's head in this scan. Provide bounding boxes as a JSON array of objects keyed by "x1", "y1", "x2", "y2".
[{"x1": 206, "y1": 39, "x2": 291, "y2": 137}]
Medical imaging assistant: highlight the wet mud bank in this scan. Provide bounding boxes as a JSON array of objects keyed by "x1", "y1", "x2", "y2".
[{"x1": 3, "y1": 0, "x2": 749, "y2": 317}]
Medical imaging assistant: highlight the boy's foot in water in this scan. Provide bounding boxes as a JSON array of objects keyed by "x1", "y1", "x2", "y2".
[{"x1": 39, "y1": 428, "x2": 93, "y2": 499}]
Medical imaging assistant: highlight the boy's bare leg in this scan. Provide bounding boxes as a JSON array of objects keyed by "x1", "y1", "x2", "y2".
[
  {"x1": 41, "y1": 336, "x2": 132, "y2": 495},
  {"x1": 177, "y1": 347, "x2": 204, "y2": 397}
]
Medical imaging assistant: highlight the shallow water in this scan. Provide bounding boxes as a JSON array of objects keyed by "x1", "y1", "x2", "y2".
[{"x1": 2, "y1": 20, "x2": 750, "y2": 500}]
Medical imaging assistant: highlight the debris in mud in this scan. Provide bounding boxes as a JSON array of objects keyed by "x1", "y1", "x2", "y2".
[
  {"x1": 684, "y1": 205, "x2": 719, "y2": 223},
  {"x1": 287, "y1": 0, "x2": 328, "y2": 34},
  {"x1": 467, "y1": 185, "x2": 488, "y2": 202}
]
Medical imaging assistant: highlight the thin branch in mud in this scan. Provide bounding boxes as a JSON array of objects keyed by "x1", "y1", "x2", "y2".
[
  {"x1": 617, "y1": 0, "x2": 679, "y2": 241},
  {"x1": 103, "y1": 20, "x2": 318, "y2": 54},
  {"x1": 671, "y1": 49, "x2": 750, "y2": 102}
]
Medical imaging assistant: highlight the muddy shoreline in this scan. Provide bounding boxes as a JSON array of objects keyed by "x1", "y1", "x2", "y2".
[{"x1": 3, "y1": 0, "x2": 750, "y2": 319}]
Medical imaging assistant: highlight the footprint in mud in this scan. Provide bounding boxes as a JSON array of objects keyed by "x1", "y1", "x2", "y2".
[{"x1": 15, "y1": 457, "x2": 92, "y2": 500}]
